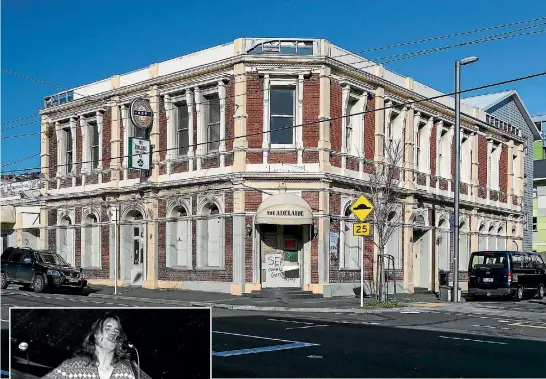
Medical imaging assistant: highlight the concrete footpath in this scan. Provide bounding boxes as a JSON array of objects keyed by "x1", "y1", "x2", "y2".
[
  {"x1": 87, "y1": 285, "x2": 443, "y2": 313},
  {"x1": 86, "y1": 285, "x2": 546, "y2": 321}
]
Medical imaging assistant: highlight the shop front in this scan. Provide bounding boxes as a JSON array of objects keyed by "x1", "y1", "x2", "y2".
[{"x1": 254, "y1": 193, "x2": 313, "y2": 289}]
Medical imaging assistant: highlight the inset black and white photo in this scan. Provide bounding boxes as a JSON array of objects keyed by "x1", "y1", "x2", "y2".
[{"x1": 9, "y1": 307, "x2": 211, "y2": 379}]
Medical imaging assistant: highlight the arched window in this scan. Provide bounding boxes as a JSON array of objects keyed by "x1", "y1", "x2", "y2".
[
  {"x1": 497, "y1": 226, "x2": 506, "y2": 250},
  {"x1": 488, "y1": 225, "x2": 496, "y2": 250},
  {"x1": 459, "y1": 221, "x2": 470, "y2": 270},
  {"x1": 340, "y1": 206, "x2": 361, "y2": 269},
  {"x1": 197, "y1": 203, "x2": 224, "y2": 268},
  {"x1": 57, "y1": 215, "x2": 75, "y2": 266},
  {"x1": 81, "y1": 214, "x2": 101, "y2": 268},
  {"x1": 385, "y1": 211, "x2": 403, "y2": 269},
  {"x1": 478, "y1": 224, "x2": 487, "y2": 250},
  {"x1": 437, "y1": 219, "x2": 450, "y2": 271},
  {"x1": 166, "y1": 206, "x2": 192, "y2": 268}
]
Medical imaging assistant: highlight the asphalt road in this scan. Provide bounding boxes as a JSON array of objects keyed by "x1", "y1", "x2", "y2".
[{"x1": 3, "y1": 288, "x2": 546, "y2": 378}]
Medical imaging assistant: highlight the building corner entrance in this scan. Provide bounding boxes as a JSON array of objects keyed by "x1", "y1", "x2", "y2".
[{"x1": 254, "y1": 193, "x2": 313, "y2": 289}]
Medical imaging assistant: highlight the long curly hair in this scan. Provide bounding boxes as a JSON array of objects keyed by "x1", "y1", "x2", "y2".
[{"x1": 74, "y1": 312, "x2": 132, "y2": 366}]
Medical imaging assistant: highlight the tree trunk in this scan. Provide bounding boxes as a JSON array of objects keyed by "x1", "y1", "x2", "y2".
[{"x1": 377, "y1": 247, "x2": 386, "y2": 301}]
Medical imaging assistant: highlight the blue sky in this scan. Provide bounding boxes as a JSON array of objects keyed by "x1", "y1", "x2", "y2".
[{"x1": 2, "y1": 0, "x2": 545, "y2": 173}]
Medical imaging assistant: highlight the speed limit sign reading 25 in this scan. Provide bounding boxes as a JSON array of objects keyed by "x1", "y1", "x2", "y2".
[{"x1": 353, "y1": 223, "x2": 370, "y2": 236}]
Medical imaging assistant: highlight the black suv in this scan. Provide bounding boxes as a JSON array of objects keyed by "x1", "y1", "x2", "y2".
[{"x1": 0, "y1": 247, "x2": 88, "y2": 294}]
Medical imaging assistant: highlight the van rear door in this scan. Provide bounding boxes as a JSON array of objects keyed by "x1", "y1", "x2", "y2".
[{"x1": 469, "y1": 251, "x2": 510, "y2": 289}]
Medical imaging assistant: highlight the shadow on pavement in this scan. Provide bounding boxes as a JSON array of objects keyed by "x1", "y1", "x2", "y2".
[{"x1": 16, "y1": 285, "x2": 101, "y2": 296}]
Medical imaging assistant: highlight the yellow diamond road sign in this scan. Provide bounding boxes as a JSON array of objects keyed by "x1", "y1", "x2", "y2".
[{"x1": 350, "y1": 195, "x2": 374, "y2": 222}]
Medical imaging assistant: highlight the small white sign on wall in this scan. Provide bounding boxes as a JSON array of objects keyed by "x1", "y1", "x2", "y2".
[{"x1": 128, "y1": 137, "x2": 151, "y2": 170}]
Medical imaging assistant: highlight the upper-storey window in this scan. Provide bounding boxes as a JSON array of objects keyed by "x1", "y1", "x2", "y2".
[
  {"x1": 64, "y1": 127, "x2": 73, "y2": 174},
  {"x1": 270, "y1": 87, "x2": 295, "y2": 146},
  {"x1": 44, "y1": 91, "x2": 74, "y2": 108},
  {"x1": 204, "y1": 93, "x2": 221, "y2": 153},
  {"x1": 176, "y1": 103, "x2": 190, "y2": 156},
  {"x1": 248, "y1": 40, "x2": 314, "y2": 55},
  {"x1": 90, "y1": 122, "x2": 100, "y2": 169}
]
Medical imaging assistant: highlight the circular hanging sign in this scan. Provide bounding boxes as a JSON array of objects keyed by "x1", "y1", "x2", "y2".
[{"x1": 130, "y1": 98, "x2": 154, "y2": 130}]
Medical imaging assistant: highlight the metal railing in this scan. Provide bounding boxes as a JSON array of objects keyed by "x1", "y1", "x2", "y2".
[{"x1": 376, "y1": 253, "x2": 396, "y2": 301}]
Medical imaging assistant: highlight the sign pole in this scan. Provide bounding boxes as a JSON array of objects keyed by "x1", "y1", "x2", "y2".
[
  {"x1": 349, "y1": 195, "x2": 374, "y2": 307},
  {"x1": 361, "y1": 236, "x2": 364, "y2": 308}
]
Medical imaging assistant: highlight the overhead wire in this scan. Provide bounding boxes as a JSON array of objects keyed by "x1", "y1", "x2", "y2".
[
  {"x1": 1, "y1": 69, "x2": 545, "y2": 176},
  {"x1": 3, "y1": 15, "x2": 546, "y2": 132}
]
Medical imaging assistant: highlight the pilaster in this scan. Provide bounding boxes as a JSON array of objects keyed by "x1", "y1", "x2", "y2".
[
  {"x1": 148, "y1": 86, "x2": 160, "y2": 182},
  {"x1": 232, "y1": 63, "x2": 248, "y2": 172},
  {"x1": 318, "y1": 66, "x2": 332, "y2": 172},
  {"x1": 403, "y1": 196, "x2": 414, "y2": 293},
  {"x1": 374, "y1": 86, "x2": 385, "y2": 162}
]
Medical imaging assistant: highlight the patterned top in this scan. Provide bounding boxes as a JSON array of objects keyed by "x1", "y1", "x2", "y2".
[{"x1": 42, "y1": 356, "x2": 152, "y2": 379}]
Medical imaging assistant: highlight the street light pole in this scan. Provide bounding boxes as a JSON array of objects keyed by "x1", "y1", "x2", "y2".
[{"x1": 453, "y1": 56, "x2": 479, "y2": 303}]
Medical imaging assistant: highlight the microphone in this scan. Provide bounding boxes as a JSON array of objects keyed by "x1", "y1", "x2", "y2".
[{"x1": 117, "y1": 338, "x2": 140, "y2": 379}]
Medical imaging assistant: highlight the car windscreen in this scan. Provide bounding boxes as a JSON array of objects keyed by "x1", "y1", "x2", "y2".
[
  {"x1": 37, "y1": 253, "x2": 70, "y2": 267},
  {"x1": 470, "y1": 252, "x2": 509, "y2": 269}
]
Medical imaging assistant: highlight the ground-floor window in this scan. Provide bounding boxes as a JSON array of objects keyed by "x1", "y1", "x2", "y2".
[
  {"x1": 197, "y1": 203, "x2": 224, "y2": 268},
  {"x1": 166, "y1": 206, "x2": 192, "y2": 268}
]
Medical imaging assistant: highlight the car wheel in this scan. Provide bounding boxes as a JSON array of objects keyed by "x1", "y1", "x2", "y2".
[
  {"x1": 515, "y1": 286, "x2": 524, "y2": 302},
  {"x1": 32, "y1": 275, "x2": 46, "y2": 293},
  {"x1": 537, "y1": 284, "x2": 545, "y2": 300},
  {"x1": 0, "y1": 272, "x2": 8, "y2": 290}
]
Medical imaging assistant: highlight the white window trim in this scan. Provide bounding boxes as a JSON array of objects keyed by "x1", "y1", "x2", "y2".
[
  {"x1": 195, "y1": 82, "x2": 227, "y2": 158},
  {"x1": 55, "y1": 119, "x2": 76, "y2": 176},
  {"x1": 80, "y1": 113, "x2": 102, "y2": 173},
  {"x1": 166, "y1": 205, "x2": 193, "y2": 269},
  {"x1": 166, "y1": 92, "x2": 194, "y2": 160},
  {"x1": 339, "y1": 199, "x2": 363, "y2": 270},
  {"x1": 342, "y1": 89, "x2": 368, "y2": 157},
  {"x1": 488, "y1": 142, "x2": 502, "y2": 191},
  {"x1": 81, "y1": 214, "x2": 101, "y2": 269},
  {"x1": 263, "y1": 75, "x2": 302, "y2": 149},
  {"x1": 196, "y1": 195, "x2": 226, "y2": 269},
  {"x1": 461, "y1": 132, "x2": 472, "y2": 184}
]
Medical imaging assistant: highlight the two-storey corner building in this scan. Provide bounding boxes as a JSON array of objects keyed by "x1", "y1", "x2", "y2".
[
  {"x1": 1, "y1": 173, "x2": 43, "y2": 251},
  {"x1": 38, "y1": 37, "x2": 532, "y2": 297},
  {"x1": 464, "y1": 91, "x2": 541, "y2": 253}
]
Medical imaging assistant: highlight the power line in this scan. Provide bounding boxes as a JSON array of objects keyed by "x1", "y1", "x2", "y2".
[
  {"x1": 1, "y1": 153, "x2": 40, "y2": 168},
  {"x1": 333, "y1": 16, "x2": 546, "y2": 56},
  {"x1": 2, "y1": 70, "x2": 545, "y2": 175},
  {"x1": 3, "y1": 16, "x2": 545, "y2": 130},
  {"x1": 352, "y1": 25, "x2": 546, "y2": 71},
  {"x1": 3, "y1": 22, "x2": 542, "y2": 141}
]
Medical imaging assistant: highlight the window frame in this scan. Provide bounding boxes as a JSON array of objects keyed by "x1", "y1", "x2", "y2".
[
  {"x1": 203, "y1": 93, "x2": 221, "y2": 153},
  {"x1": 90, "y1": 121, "x2": 100, "y2": 170},
  {"x1": 175, "y1": 102, "x2": 190, "y2": 157},
  {"x1": 269, "y1": 79, "x2": 297, "y2": 149},
  {"x1": 64, "y1": 127, "x2": 73, "y2": 174}
]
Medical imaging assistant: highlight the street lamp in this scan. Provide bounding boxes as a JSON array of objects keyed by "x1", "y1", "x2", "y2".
[{"x1": 453, "y1": 56, "x2": 479, "y2": 303}]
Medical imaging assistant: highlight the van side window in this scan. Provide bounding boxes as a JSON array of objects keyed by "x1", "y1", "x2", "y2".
[
  {"x1": 471, "y1": 255, "x2": 484, "y2": 268},
  {"x1": 537, "y1": 255, "x2": 545, "y2": 265},
  {"x1": 522, "y1": 255, "x2": 532, "y2": 269},
  {"x1": 512, "y1": 254, "x2": 522, "y2": 269}
]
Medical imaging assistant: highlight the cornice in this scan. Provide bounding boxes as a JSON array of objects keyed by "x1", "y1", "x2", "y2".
[{"x1": 39, "y1": 56, "x2": 241, "y2": 116}]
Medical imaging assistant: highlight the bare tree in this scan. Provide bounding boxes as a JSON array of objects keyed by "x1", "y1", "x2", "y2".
[{"x1": 364, "y1": 139, "x2": 405, "y2": 301}]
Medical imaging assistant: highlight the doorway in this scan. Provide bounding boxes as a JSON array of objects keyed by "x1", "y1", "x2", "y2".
[
  {"x1": 260, "y1": 224, "x2": 303, "y2": 288},
  {"x1": 121, "y1": 210, "x2": 145, "y2": 286}
]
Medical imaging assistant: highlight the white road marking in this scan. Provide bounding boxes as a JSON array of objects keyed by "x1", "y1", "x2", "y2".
[
  {"x1": 212, "y1": 330, "x2": 318, "y2": 344},
  {"x1": 285, "y1": 325, "x2": 328, "y2": 330},
  {"x1": 498, "y1": 320, "x2": 510, "y2": 323},
  {"x1": 439, "y1": 335, "x2": 507, "y2": 345},
  {"x1": 510, "y1": 322, "x2": 546, "y2": 329},
  {"x1": 400, "y1": 311, "x2": 420, "y2": 314},
  {"x1": 268, "y1": 318, "x2": 315, "y2": 325}
]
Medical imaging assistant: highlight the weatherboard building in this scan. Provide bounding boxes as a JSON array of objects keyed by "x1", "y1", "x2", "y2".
[{"x1": 37, "y1": 37, "x2": 534, "y2": 296}]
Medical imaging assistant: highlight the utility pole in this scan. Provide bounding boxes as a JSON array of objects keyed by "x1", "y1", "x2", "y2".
[
  {"x1": 453, "y1": 56, "x2": 479, "y2": 302},
  {"x1": 114, "y1": 203, "x2": 120, "y2": 295}
]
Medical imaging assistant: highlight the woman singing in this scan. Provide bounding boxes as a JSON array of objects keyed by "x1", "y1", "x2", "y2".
[{"x1": 42, "y1": 312, "x2": 151, "y2": 379}]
